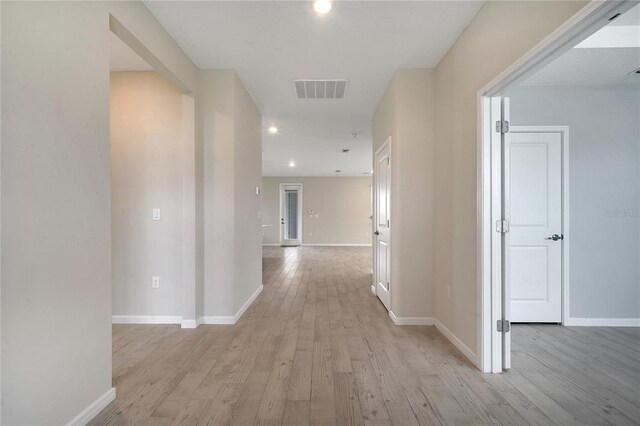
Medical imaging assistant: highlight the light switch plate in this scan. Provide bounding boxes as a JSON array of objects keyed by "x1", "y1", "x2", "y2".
[
  {"x1": 152, "y1": 276, "x2": 160, "y2": 288},
  {"x1": 153, "y1": 209, "x2": 161, "y2": 221}
]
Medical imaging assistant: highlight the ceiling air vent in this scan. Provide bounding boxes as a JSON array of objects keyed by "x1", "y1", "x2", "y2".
[{"x1": 294, "y1": 79, "x2": 348, "y2": 100}]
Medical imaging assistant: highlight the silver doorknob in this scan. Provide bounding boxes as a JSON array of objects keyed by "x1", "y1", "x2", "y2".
[{"x1": 545, "y1": 234, "x2": 563, "y2": 241}]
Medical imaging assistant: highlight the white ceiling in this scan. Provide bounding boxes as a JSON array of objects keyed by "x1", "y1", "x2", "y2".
[
  {"x1": 110, "y1": 32, "x2": 153, "y2": 72},
  {"x1": 143, "y1": 1, "x2": 484, "y2": 176},
  {"x1": 521, "y1": 4, "x2": 640, "y2": 87}
]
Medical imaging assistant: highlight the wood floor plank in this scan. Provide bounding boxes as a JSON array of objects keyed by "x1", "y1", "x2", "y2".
[{"x1": 92, "y1": 247, "x2": 640, "y2": 426}]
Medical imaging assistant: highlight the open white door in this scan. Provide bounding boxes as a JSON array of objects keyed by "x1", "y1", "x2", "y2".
[
  {"x1": 374, "y1": 139, "x2": 391, "y2": 311},
  {"x1": 280, "y1": 184, "x2": 302, "y2": 246},
  {"x1": 490, "y1": 97, "x2": 511, "y2": 370},
  {"x1": 509, "y1": 128, "x2": 563, "y2": 323}
]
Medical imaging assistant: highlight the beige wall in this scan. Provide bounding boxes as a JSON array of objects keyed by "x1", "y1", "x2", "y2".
[
  {"x1": 372, "y1": 1, "x2": 588, "y2": 359},
  {"x1": 262, "y1": 177, "x2": 372, "y2": 246},
  {"x1": 373, "y1": 69, "x2": 436, "y2": 319},
  {"x1": 432, "y1": 1, "x2": 587, "y2": 355},
  {"x1": 233, "y1": 74, "x2": 263, "y2": 312},
  {"x1": 200, "y1": 70, "x2": 263, "y2": 317},
  {"x1": 1, "y1": 1, "x2": 198, "y2": 424},
  {"x1": 110, "y1": 71, "x2": 184, "y2": 317}
]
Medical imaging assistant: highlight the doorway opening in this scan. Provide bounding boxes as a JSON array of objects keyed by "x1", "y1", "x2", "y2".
[
  {"x1": 280, "y1": 183, "x2": 303, "y2": 246},
  {"x1": 373, "y1": 137, "x2": 391, "y2": 311},
  {"x1": 478, "y1": 1, "x2": 639, "y2": 373},
  {"x1": 109, "y1": 18, "x2": 197, "y2": 328}
]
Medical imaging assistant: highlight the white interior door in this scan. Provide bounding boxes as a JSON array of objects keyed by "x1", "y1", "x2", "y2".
[
  {"x1": 374, "y1": 140, "x2": 391, "y2": 311},
  {"x1": 280, "y1": 184, "x2": 302, "y2": 246},
  {"x1": 508, "y1": 129, "x2": 563, "y2": 323}
]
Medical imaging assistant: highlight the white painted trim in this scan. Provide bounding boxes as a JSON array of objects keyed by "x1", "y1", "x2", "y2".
[
  {"x1": 477, "y1": 0, "x2": 635, "y2": 374},
  {"x1": 67, "y1": 387, "x2": 116, "y2": 426},
  {"x1": 181, "y1": 319, "x2": 200, "y2": 329},
  {"x1": 565, "y1": 317, "x2": 640, "y2": 327},
  {"x1": 510, "y1": 126, "x2": 570, "y2": 325},
  {"x1": 200, "y1": 284, "x2": 264, "y2": 325},
  {"x1": 479, "y1": 1, "x2": 636, "y2": 97},
  {"x1": 388, "y1": 311, "x2": 435, "y2": 326},
  {"x1": 113, "y1": 286, "x2": 264, "y2": 327},
  {"x1": 387, "y1": 313, "x2": 478, "y2": 367},
  {"x1": 199, "y1": 315, "x2": 236, "y2": 325},
  {"x1": 435, "y1": 320, "x2": 478, "y2": 367},
  {"x1": 370, "y1": 284, "x2": 376, "y2": 295},
  {"x1": 302, "y1": 243, "x2": 372, "y2": 247},
  {"x1": 262, "y1": 243, "x2": 280, "y2": 247},
  {"x1": 234, "y1": 284, "x2": 263, "y2": 323},
  {"x1": 112, "y1": 315, "x2": 182, "y2": 325}
]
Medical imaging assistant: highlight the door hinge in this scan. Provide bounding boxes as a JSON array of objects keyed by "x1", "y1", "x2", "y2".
[
  {"x1": 497, "y1": 319, "x2": 510, "y2": 333},
  {"x1": 496, "y1": 219, "x2": 510, "y2": 234},
  {"x1": 387, "y1": 219, "x2": 390, "y2": 227},
  {"x1": 387, "y1": 157, "x2": 390, "y2": 166},
  {"x1": 495, "y1": 120, "x2": 510, "y2": 134}
]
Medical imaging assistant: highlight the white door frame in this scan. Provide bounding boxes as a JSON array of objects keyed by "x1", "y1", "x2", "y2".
[
  {"x1": 510, "y1": 126, "x2": 570, "y2": 325},
  {"x1": 372, "y1": 137, "x2": 392, "y2": 301},
  {"x1": 476, "y1": 1, "x2": 635, "y2": 373},
  {"x1": 279, "y1": 183, "x2": 303, "y2": 246}
]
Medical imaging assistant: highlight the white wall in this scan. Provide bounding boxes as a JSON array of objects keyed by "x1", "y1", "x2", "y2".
[
  {"x1": 1, "y1": 1, "x2": 198, "y2": 424},
  {"x1": 432, "y1": 1, "x2": 588, "y2": 355},
  {"x1": 201, "y1": 70, "x2": 236, "y2": 317},
  {"x1": 200, "y1": 70, "x2": 263, "y2": 318},
  {"x1": 510, "y1": 85, "x2": 640, "y2": 320},
  {"x1": 262, "y1": 177, "x2": 372, "y2": 246},
  {"x1": 373, "y1": 69, "x2": 436, "y2": 319},
  {"x1": 110, "y1": 71, "x2": 184, "y2": 318},
  {"x1": 233, "y1": 74, "x2": 263, "y2": 313}
]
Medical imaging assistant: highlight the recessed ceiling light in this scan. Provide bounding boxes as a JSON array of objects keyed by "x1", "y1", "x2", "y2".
[
  {"x1": 314, "y1": 0, "x2": 332, "y2": 14},
  {"x1": 289, "y1": 161, "x2": 296, "y2": 168},
  {"x1": 268, "y1": 126, "x2": 278, "y2": 134}
]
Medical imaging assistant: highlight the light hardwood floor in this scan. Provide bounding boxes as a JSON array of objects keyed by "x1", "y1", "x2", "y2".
[{"x1": 92, "y1": 246, "x2": 640, "y2": 425}]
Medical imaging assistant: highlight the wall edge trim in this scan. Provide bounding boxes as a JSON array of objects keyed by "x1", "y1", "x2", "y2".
[
  {"x1": 234, "y1": 284, "x2": 264, "y2": 322},
  {"x1": 388, "y1": 311, "x2": 435, "y2": 326},
  {"x1": 434, "y1": 319, "x2": 479, "y2": 368},
  {"x1": 66, "y1": 387, "x2": 116, "y2": 426},
  {"x1": 112, "y1": 315, "x2": 182, "y2": 325}
]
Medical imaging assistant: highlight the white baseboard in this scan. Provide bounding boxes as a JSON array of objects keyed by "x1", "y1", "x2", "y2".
[
  {"x1": 113, "y1": 286, "x2": 263, "y2": 327},
  {"x1": 200, "y1": 315, "x2": 236, "y2": 325},
  {"x1": 565, "y1": 317, "x2": 640, "y2": 327},
  {"x1": 386, "y1": 311, "x2": 478, "y2": 367},
  {"x1": 262, "y1": 243, "x2": 280, "y2": 247},
  {"x1": 180, "y1": 318, "x2": 201, "y2": 329},
  {"x1": 434, "y1": 319, "x2": 478, "y2": 367},
  {"x1": 112, "y1": 315, "x2": 182, "y2": 325},
  {"x1": 234, "y1": 284, "x2": 264, "y2": 322},
  {"x1": 201, "y1": 284, "x2": 264, "y2": 325},
  {"x1": 302, "y1": 243, "x2": 372, "y2": 247},
  {"x1": 67, "y1": 387, "x2": 115, "y2": 426},
  {"x1": 388, "y1": 311, "x2": 435, "y2": 326},
  {"x1": 370, "y1": 285, "x2": 376, "y2": 295}
]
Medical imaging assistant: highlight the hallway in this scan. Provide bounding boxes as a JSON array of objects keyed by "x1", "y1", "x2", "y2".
[{"x1": 93, "y1": 247, "x2": 640, "y2": 425}]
